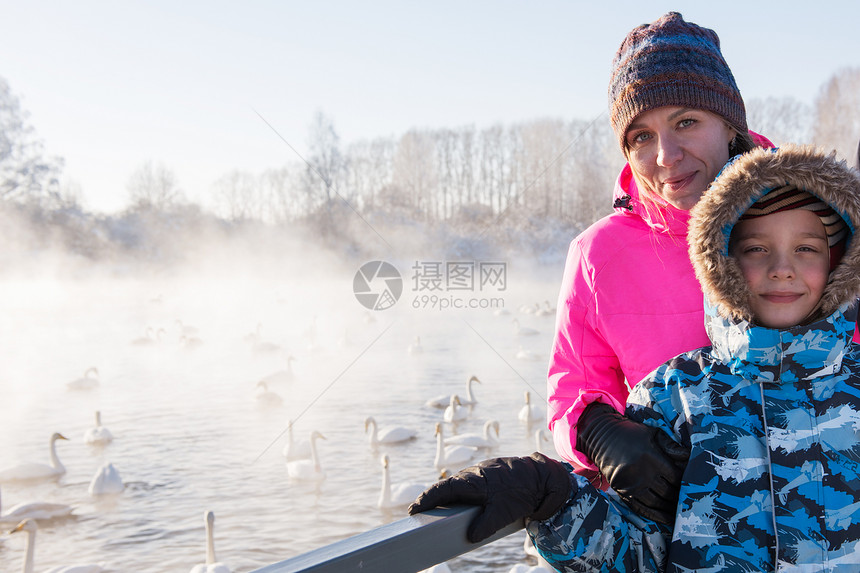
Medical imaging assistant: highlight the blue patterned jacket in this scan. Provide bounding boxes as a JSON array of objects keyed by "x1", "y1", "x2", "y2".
[{"x1": 530, "y1": 146, "x2": 860, "y2": 572}]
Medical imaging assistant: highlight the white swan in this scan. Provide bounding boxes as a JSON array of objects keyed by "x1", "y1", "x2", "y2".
[
  {"x1": 0, "y1": 433, "x2": 68, "y2": 483},
  {"x1": 534, "y1": 300, "x2": 556, "y2": 317},
  {"x1": 190, "y1": 511, "x2": 231, "y2": 573},
  {"x1": 67, "y1": 367, "x2": 99, "y2": 391},
  {"x1": 286, "y1": 431, "x2": 326, "y2": 481},
  {"x1": 534, "y1": 428, "x2": 552, "y2": 453},
  {"x1": 518, "y1": 391, "x2": 542, "y2": 426},
  {"x1": 407, "y1": 336, "x2": 423, "y2": 355},
  {"x1": 254, "y1": 381, "x2": 283, "y2": 407},
  {"x1": 434, "y1": 423, "x2": 477, "y2": 470},
  {"x1": 9, "y1": 519, "x2": 104, "y2": 573},
  {"x1": 131, "y1": 326, "x2": 156, "y2": 345},
  {"x1": 515, "y1": 345, "x2": 542, "y2": 361},
  {"x1": 378, "y1": 454, "x2": 427, "y2": 509},
  {"x1": 131, "y1": 327, "x2": 166, "y2": 346},
  {"x1": 364, "y1": 417, "x2": 418, "y2": 446},
  {"x1": 259, "y1": 354, "x2": 296, "y2": 386},
  {"x1": 242, "y1": 323, "x2": 262, "y2": 343},
  {"x1": 512, "y1": 319, "x2": 540, "y2": 336},
  {"x1": 443, "y1": 395, "x2": 469, "y2": 423},
  {"x1": 0, "y1": 486, "x2": 74, "y2": 524},
  {"x1": 83, "y1": 411, "x2": 113, "y2": 446},
  {"x1": 444, "y1": 420, "x2": 500, "y2": 449},
  {"x1": 282, "y1": 421, "x2": 311, "y2": 461},
  {"x1": 88, "y1": 463, "x2": 123, "y2": 496},
  {"x1": 518, "y1": 303, "x2": 538, "y2": 315},
  {"x1": 425, "y1": 375, "x2": 481, "y2": 409},
  {"x1": 248, "y1": 325, "x2": 281, "y2": 354},
  {"x1": 181, "y1": 334, "x2": 204, "y2": 349},
  {"x1": 175, "y1": 319, "x2": 200, "y2": 337}
]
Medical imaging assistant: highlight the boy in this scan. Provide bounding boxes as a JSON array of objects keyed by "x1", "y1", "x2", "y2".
[{"x1": 410, "y1": 145, "x2": 860, "y2": 571}]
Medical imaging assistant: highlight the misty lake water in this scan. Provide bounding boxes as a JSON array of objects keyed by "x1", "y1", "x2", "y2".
[{"x1": 0, "y1": 256, "x2": 564, "y2": 572}]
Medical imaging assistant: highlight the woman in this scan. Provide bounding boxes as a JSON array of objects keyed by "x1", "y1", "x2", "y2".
[
  {"x1": 408, "y1": 12, "x2": 774, "y2": 532},
  {"x1": 547, "y1": 11, "x2": 775, "y2": 524}
]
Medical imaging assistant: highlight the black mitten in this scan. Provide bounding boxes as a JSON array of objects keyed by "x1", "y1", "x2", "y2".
[
  {"x1": 576, "y1": 402, "x2": 689, "y2": 524},
  {"x1": 407, "y1": 452, "x2": 571, "y2": 543}
]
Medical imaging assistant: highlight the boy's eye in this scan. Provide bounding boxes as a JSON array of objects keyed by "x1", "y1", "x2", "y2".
[{"x1": 678, "y1": 118, "x2": 696, "y2": 128}]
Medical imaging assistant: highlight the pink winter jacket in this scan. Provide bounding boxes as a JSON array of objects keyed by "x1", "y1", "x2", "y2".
[
  {"x1": 547, "y1": 163, "x2": 706, "y2": 472},
  {"x1": 548, "y1": 139, "x2": 860, "y2": 473}
]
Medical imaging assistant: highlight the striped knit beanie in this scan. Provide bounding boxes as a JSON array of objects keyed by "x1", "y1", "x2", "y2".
[
  {"x1": 739, "y1": 185, "x2": 851, "y2": 270},
  {"x1": 609, "y1": 12, "x2": 747, "y2": 150}
]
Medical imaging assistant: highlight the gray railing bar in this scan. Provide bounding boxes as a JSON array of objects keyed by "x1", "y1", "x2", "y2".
[{"x1": 250, "y1": 505, "x2": 525, "y2": 573}]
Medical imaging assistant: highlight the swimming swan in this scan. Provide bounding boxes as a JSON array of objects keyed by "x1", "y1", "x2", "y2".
[
  {"x1": 189, "y1": 511, "x2": 231, "y2": 573},
  {"x1": 83, "y1": 411, "x2": 113, "y2": 446},
  {"x1": 433, "y1": 423, "x2": 477, "y2": 470},
  {"x1": 425, "y1": 375, "x2": 481, "y2": 409},
  {"x1": 534, "y1": 428, "x2": 552, "y2": 453},
  {"x1": 67, "y1": 367, "x2": 99, "y2": 391},
  {"x1": 88, "y1": 463, "x2": 124, "y2": 496},
  {"x1": 0, "y1": 433, "x2": 69, "y2": 484},
  {"x1": 444, "y1": 420, "x2": 499, "y2": 449},
  {"x1": 377, "y1": 454, "x2": 427, "y2": 509},
  {"x1": 259, "y1": 354, "x2": 296, "y2": 386},
  {"x1": 518, "y1": 391, "x2": 542, "y2": 426},
  {"x1": 282, "y1": 421, "x2": 312, "y2": 461},
  {"x1": 407, "y1": 336, "x2": 423, "y2": 355},
  {"x1": 443, "y1": 395, "x2": 469, "y2": 423},
  {"x1": 9, "y1": 518, "x2": 104, "y2": 573},
  {"x1": 0, "y1": 486, "x2": 74, "y2": 524},
  {"x1": 512, "y1": 319, "x2": 539, "y2": 336},
  {"x1": 364, "y1": 417, "x2": 418, "y2": 446},
  {"x1": 254, "y1": 381, "x2": 283, "y2": 407},
  {"x1": 286, "y1": 431, "x2": 326, "y2": 481}
]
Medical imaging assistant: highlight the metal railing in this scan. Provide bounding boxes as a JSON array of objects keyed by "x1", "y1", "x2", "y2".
[{"x1": 250, "y1": 505, "x2": 527, "y2": 573}]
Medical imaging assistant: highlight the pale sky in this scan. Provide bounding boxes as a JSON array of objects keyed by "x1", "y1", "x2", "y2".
[{"x1": 2, "y1": 0, "x2": 858, "y2": 214}]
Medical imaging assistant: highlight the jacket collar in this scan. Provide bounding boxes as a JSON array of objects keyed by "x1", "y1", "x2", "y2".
[
  {"x1": 613, "y1": 163, "x2": 692, "y2": 236},
  {"x1": 705, "y1": 300, "x2": 857, "y2": 384}
]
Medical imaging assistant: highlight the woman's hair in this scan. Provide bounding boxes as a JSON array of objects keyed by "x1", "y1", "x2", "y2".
[{"x1": 730, "y1": 132, "x2": 757, "y2": 156}]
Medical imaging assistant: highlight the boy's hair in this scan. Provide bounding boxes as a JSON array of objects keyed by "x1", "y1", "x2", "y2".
[{"x1": 735, "y1": 185, "x2": 849, "y2": 271}]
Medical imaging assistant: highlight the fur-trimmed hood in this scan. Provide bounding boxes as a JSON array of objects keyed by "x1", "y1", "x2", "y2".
[{"x1": 689, "y1": 144, "x2": 860, "y2": 325}]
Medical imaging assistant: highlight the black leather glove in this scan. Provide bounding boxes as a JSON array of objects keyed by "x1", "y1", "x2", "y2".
[
  {"x1": 407, "y1": 452, "x2": 571, "y2": 543},
  {"x1": 576, "y1": 402, "x2": 689, "y2": 524}
]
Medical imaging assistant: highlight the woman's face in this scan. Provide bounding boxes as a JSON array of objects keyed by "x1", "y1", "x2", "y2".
[{"x1": 625, "y1": 106, "x2": 735, "y2": 210}]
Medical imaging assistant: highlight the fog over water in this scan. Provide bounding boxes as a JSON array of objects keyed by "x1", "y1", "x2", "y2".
[{"x1": 0, "y1": 229, "x2": 568, "y2": 572}]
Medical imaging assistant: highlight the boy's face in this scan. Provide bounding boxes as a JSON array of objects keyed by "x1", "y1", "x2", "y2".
[{"x1": 731, "y1": 209, "x2": 830, "y2": 329}]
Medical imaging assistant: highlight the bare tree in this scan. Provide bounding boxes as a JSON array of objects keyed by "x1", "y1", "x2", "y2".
[
  {"x1": 0, "y1": 76, "x2": 63, "y2": 204},
  {"x1": 812, "y1": 67, "x2": 860, "y2": 161},
  {"x1": 261, "y1": 166, "x2": 300, "y2": 223},
  {"x1": 303, "y1": 112, "x2": 346, "y2": 233},
  {"x1": 212, "y1": 169, "x2": 261, "y2": 221},
  {"x1": 127, "y1": 160, "x2": 182, "y2": 209},
  {"x1": 391, "y1": 129, "x2": 436, "y2": 220},
  {"x1": 746, "y1": 96, "x2": 812, "y2": 145}
]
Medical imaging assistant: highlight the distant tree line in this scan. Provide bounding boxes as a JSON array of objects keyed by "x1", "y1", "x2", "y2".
[{"x1": 1, "y1": 69, "x2": 859, "y2": 266}]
